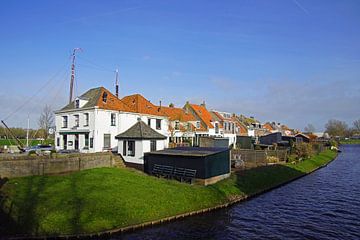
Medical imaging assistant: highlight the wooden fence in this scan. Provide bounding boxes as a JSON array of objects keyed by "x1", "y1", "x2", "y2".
[{"x1": 231, "y1": 149, "x2": 288, "y2": 170}]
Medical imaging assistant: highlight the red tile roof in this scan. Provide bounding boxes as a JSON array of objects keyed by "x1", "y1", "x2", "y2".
[
  {"x1": 96, "y1": 87, "x2": 133, "y2": 112},
  {"x1": 263, "y1": 122, "x2": 274, "y2": 131},
  {"x1": 188, "y1": 104, "x2": 214, "y2": 129},
  {"x1": 159, "y1": 106, "x2": 196, "y2": 122},
  {"x1": 121, "y1": 94, "x2": 166, "y2": 117}
]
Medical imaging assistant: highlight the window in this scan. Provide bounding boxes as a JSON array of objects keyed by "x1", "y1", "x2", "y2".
[
  {"x1": 148, "y1": 118, "x2": 151, "y2": 126},
  {"x1": 75, "y1": 99, "x2": 80, "y2": 108},
  {"x1": 84, "y1": 113, "x2": 89, "y2": 126},
  {"x1": 102, "y1": 92, "x2": 108, "y2": 103},
  {"x1": 90, "y1": 138, "x2": 94, "y2": 148},
  {"x1": 175, "y1": 121, "x2": 180, "y2": 130},
  {"x1": 196, "y1": 121, "x2": 200, "y2": 129},
  {"x1": 62, "y1": 116, "x2": 68, "y2": 128},
  {"x1": 128, "y1": 140, "x2": 135, "y2": 156},
  {"x1": 150, "y1": 140, "x2": 157, "y2": 151},
  {"x1": 56, "y1": 137, "x2": 60, "y2": 147},
  {"x1": 84, "y1": 134, "x2": 89, "y2": 148},
  {"x1": 74, "y1": 115, "x2": 79, "y2": 127},
  {"x1": 123, "y1": 141, "x2": 126, "y2": 156},
  {"x1": 111, "y1": 113, "x2": 116, "y2": 126},
  {"x1": 156, "y1": 119, "x2": 161, "y2": 130},
  {"x1": 215, "y1": 122, "x2": 219, "y2": 134},
  {"x1": 104, "y1": 134, "x2": 111, "y2": 149}
]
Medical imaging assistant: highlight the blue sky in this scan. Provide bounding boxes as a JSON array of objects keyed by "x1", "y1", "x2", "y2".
[{"x1": 0, "y1": 0, "x2": 359, "y2": 130}]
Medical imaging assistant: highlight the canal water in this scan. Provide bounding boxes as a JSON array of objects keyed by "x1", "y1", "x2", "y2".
[{"x1": 112, "y1": 145, "x2": 360, "y2": 240}]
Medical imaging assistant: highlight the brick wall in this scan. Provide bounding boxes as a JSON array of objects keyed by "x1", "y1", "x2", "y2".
[{"x1": 0, "y1": 152, "x2": 122, "y2": 178}]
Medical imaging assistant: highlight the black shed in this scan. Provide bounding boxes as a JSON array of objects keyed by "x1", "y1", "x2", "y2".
[{"x1": 144, "y1": 147, "x2": 230, "y2": 185}]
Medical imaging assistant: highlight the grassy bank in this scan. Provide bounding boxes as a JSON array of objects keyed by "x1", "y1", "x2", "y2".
[
  {"x1": 0, "y1": 139, "x2": 54, "y2": 147},
  {"x1": 339, "y1": 139, "x2": 360, "y2": 144},
  {"x1": 0, "y1": 150, "x2": 337, "y2": 237}
]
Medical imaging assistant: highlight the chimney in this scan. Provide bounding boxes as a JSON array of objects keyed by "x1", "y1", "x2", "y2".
[
  {"x1": 158, "y1": 100, "x2": 162, "y2": 111},
  {"x1": 115, "y1": 69, "x2": 119, "y2": 98},
  {"x1": 185, "y1": 101, "x2": 189, "y2": 114},
  {"x1": 201, "y1": 100, "x2": 206, "y2": 108}
]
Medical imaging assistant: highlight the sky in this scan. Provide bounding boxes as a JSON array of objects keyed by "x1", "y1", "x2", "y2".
[{"x1": 0, "y1": 0, "x2": 359, "y2": 131}]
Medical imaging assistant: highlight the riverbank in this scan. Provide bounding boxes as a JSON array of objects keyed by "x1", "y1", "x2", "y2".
[
  {"x1": 339, "y1": 139, "x2": 360, "y2": 144},
  {"x1": 0, "y1": 149, "x2": 337, "y2": 238}
]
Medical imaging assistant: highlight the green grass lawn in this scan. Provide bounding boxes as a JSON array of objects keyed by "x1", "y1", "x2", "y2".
[
  {"x1": 0, "y1": 139, "x2": 54, "y2": 147},
  {"x1": 0, "y1": 150, "x2": 337, "y2": 236},
  {"x1": 340, "y1": 139, "x2": 360, "y2": 144}
]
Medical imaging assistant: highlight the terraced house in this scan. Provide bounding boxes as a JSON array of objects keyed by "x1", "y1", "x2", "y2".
[
  {"x1": 158, "y1": 104, "x2": 198, "y2": 147},
  {"x1": 183, "y1": 101, "x2": 223, "y2": 146},
  {"x1": 210, "y1": 110, "x2": 238, "y2": 146},
  {"x1": 54, "y1": 87, "x2": 169, "y2": 155}
]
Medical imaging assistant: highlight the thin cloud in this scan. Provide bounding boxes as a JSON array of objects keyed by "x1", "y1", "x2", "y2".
[{"x1": 292, "y1": 0, "x2": 310, "y2": 15}]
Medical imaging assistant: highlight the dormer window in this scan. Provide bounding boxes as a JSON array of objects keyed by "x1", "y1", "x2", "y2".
[
  {"x1": 175, "y1": 121, "x2": 180, "y2": 130},
  {"x1": 102, "y1": 92, "x2": 108, "y2": 103},
  {"x1": 75, "y1": 99, "x2": 80, "y2": 108}
]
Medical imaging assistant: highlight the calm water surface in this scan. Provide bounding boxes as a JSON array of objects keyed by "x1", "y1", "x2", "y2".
[{"x1": 112, "y1": 145, "x2": 360, "y2": 240}]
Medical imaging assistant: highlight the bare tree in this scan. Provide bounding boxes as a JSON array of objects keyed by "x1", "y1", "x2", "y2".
[
  {"x1": 38, "y1": 105, "x2": 54, "y2": 140},
  {"x1": 325, "y1": 119, "x2": 348, "y2": 137},
  {"x1": 353, "y1": 119, "x2": 360, "y2": 134},
  {"x1": 304, "y1": 123, "x2": 316, "y2": 133}
]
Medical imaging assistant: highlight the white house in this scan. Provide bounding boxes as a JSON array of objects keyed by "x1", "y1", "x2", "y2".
[
  {"x1": 210, "y1": 110, "x2": 238, "y2": 147},
  {"x1": 54, "y1": 87, "x2": 169, "y2": 154},
  {"x1": 115, "y1": 120, "x2": 167, "y2": 165}
]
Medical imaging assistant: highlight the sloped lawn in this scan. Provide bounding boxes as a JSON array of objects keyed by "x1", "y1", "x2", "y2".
[{"x1": 0, "y1": 150, "x2": 336, "y2": 236}]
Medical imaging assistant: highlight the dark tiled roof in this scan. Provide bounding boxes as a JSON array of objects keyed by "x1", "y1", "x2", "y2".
[
  {"x1": 115, "y1": 120, "x2": 167, "y2": 140},
  {"x1": 58, "y1": 87, "x2": 132, "y2": 112},
  {"x1": 60, "y1": 87, "x2": 102, "y2": 111}
]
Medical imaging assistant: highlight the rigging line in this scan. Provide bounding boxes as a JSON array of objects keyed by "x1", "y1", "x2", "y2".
[
  {"x1": 37, "y1": 68, "x2": 69, "y2": 107},
  {"x1": 77, "y1": 55, "x2": 115, "y2": 72},
  {"x1": 2, "y1": 62, "x2": 69, "y2": 122},
  {"x1": 49, "y1": 71, "x2": 70, "y2": 108},
  {"x1": 77, "y1": 63, "x2": 115, "y2": 72}
]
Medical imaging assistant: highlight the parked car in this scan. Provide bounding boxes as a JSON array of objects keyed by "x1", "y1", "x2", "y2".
[{"x1": 25, "y1": 145, "x2": 54, "y2": 153}]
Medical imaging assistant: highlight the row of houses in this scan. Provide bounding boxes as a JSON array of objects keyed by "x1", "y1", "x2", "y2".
[{"x1": 54, "y1": 86, "x2": 303, "y2": 167}]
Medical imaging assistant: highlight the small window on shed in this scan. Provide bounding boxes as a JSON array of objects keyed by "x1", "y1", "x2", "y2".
[{"x1": 102, "y1": 92, "x2": 108, "y2": 103}]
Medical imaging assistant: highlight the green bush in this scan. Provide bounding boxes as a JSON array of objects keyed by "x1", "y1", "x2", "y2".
[
  {"x1": 329, "y1": 139, "x2": 338, "y2": 148},
  {"x1": 295, "y1": 142, "x2": 313, "y2": 160},
  {"x1": 28, "y1": 150, "x2": 37, "y2": 156}
]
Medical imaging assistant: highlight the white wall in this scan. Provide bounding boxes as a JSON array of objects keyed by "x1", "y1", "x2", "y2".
[
  {"x1": 117, "y1": 139, "x2": 166, "y2": 165},
  {"x1": 55, "y1": 106, "x2": 170, "y2": 153}
]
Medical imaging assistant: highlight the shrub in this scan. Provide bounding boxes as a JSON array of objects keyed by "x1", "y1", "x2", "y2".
[
  {"x1": 329, "y1": 139, "x2": 338, "y2": 148},
  {"x1": 295, "y1": 142, "x2": 313, "y2": 160},
  {"x1": 28, "y1": 150, "x2": 37, "y2": 156}
]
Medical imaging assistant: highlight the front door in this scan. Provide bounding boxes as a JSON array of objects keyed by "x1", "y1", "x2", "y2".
[
  {"x1": 75, "y1": 134, "x2": 79, "y2": 150},
  {"x1": 63, "y1": 135, "x2": 67, "y2": 150}
]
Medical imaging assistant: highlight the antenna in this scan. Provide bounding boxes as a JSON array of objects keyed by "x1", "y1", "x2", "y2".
[
  {"x1": 115, "y1": 69, "x2": 119, "y2": 98},
  {"x1": 69, "y1": 48, "x2": 82, "y2": 103}
]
